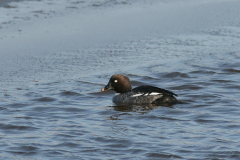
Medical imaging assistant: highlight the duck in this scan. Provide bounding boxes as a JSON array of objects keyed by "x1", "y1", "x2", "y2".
[{"x1": 101, "y1": 74, "x2": 178, "y2": 105}]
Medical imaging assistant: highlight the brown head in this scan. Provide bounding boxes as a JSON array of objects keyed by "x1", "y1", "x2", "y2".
[{"x1": 101, "y1": 74, "x2": 132, "y2": 93}]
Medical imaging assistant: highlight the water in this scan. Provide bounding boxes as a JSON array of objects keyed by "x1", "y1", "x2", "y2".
[{"x1": 1, "y1": 0, "x2": 240, "y2": 159}]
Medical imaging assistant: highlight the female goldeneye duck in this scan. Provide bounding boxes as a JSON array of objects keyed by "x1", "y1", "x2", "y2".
[{"x1": 101, "y1": 74, "x2": 178, "y2": 105}]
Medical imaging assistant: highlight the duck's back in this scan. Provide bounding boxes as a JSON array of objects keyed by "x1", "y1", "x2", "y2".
[{"x1": 112, "y1": 85, "x2": 177, "y2": 105}]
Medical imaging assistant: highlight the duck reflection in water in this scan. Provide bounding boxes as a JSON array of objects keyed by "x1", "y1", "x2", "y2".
[{"x1": 109, "y1": 103, "x2": 175, "y2": 113}]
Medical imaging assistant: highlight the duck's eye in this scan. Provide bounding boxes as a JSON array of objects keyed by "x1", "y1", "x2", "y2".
[{"x1": 114, "y1": 80, "x2": 118, "y2": 83}]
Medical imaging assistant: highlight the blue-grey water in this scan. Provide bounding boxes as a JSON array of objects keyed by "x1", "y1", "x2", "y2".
[{"x1": 0, "y1": 0, "x2": 240, "y2": 159}]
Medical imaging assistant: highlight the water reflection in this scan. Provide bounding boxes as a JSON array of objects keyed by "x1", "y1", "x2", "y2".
[{"x1": 109, "y1": 103, "x2": 175, "y2": 113}]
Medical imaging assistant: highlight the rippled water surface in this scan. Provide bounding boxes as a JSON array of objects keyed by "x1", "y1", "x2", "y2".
[{"x1": 1, "y1": 0, "x2": 240, "y2": 159}]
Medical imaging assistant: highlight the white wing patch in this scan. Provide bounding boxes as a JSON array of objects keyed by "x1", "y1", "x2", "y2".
[
  {"x1": 131, "y1": 94, "x2": 144, "y2": 97},
  {"x1": 131, "y1": 92, "x2": 163, "y2": 97},
  {"x1": 149, "y1": 92, "x2": 162, "y2": 96}
]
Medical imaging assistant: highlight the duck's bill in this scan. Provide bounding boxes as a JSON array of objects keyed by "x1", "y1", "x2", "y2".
[{"x1": 101, "y1": 83, "x2": 113, "y2": 92}]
